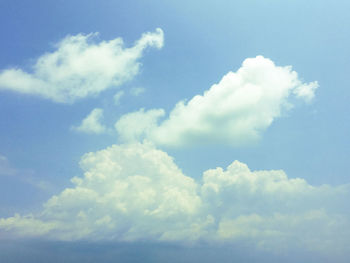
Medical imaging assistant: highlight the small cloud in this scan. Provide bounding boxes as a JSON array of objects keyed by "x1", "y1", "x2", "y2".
[
  {"x1": 130, "y1": 87, "x2": 146, "y2": 96},
  {"x1": 72, "y1": 108, "x2": 107, "y2": 134},
  {"x1": 293, "y1": 81, "x2": 319, "y2": 103},
  {"x1": 0, "y1": 154, "x2": 16, "y2": 176},
  {"x1": 0, "y1": 29, "x2": 164, "y2": 103},
  {"x1": 113, "y1": 91, "x2": 124, "y2": 105}
]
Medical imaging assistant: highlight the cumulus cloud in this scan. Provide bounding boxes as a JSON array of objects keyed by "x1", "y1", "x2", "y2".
[
  {"x1": 0, "y1": 28, "x2": 164, "y2": 103},
  {"x1": 116, "y1": 56, "x2": 318, "y2": 146},
  {"x1": 72, "y1": 108, "x2": 107, "y2": 134},
  {"x1": 0, "y1": 143, "x2": 202, "y2": 242},
  {"x1": 115, "y1": 108, "x2": 165, "y2": 142},
  {"x1": 1, "y1": 143, "x2": 349, "y2": 256},
  {"x1": 293, "y1": 81, "x2": 318, "y2": 103},
  {"x1": 201, "y1": 161, "x2": 350, "y2": 252}
]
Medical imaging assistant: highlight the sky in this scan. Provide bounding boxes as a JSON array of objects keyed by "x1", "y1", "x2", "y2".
[{"x1": 0, "y1": 0, "x2": 349, "y2": 262}]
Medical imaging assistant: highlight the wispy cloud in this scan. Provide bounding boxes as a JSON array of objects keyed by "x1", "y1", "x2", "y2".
[
  {"x1": 113, "y1": 90, "x2": 125, "y2": 105},
  {"x1": 130, "y1": 87, "x2": 146, "y2": 96},
  {"x1": 0, "y1": 155, "x2": 16, "y2": 176},
  {"x1": 0, "y1": 154, "x2": 52, "y2": 191},
  {"x1": 0, "y1": 29, "x2": 164, "y2": 103}
]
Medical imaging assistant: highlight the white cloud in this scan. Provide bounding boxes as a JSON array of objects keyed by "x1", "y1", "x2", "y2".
[
  {"x1": 72, "y1": 108, "x2": 107, "y2": 134},
  {"x1": 116, "y1": 56, "x2": 318, "y2": 147},
  {"x1": 0, "y1": 143, "x2": 202, "y2": 241},
  {"x1": 0, "y1": 143, "x2": 349, "y2": 256},
  {"x1": 113, "y1": 90, "x2": 125, "y2": 105},
  {"x1": 130, "y1": 87, "x2": 146, "y2": 96},
  {"x1": 0, "y1": 28, "x2": 164, "y2": 103},
  {"x1": 217, "y1": 210, "x2": 349, "y2": 253},
  {"x1": 0, "y1": 214, "x2": 57, "y2": 237},
  {"x1": 0, "y1": 154, "x2": 16, "y2": 176},
  {"x1": 115, "y1": 108, "x2": 165, "y2": 142},
  {"x1": 293, "y1": 81, "x2": 318, "y2": 103}
]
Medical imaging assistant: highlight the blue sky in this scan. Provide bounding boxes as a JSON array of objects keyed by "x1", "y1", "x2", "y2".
[{"x1": 0, "y1": 0, "x2": 349, "y2": 262}]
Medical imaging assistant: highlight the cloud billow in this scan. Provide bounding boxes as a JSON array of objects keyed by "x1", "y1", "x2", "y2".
[
  {"x1": 1, "y1": 142, "x2": 349, "y2": 257},
  {"x1": 116, "y1": 56, "x2": 318, "y2": 146}
]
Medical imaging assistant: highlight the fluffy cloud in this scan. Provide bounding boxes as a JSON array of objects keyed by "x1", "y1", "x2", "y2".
[
  {"x1": 293, "y1": 82, "x2": 318, "y2": 103},
  {"x1": 0, "y1": 28, "x2": 163, "y2": 103},
  {"x1": 116, "y1": 56, "x2": 318, "y2": 146},
  {"x1": 72, "y1": 108, "x2": 107, "y2": 134},
  {"x1": 201, "y1": 161, "x2": 350, "y2": 252},
  {"x1": 1, "y1": 143, "x2": 349, "y2": 256},
  {"x1": 0, "y1": 143, "x2": 202, "y2": 241},
  {"x1": 115, "y1": 108, "x2": 165, "y2": 142}
]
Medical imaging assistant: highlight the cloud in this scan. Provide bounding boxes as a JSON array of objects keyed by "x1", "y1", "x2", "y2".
[
  {"x1": 0, "y1": 28, "x2": 164, "y2": 103},
  {"x1": 115, "y1": 56, "x2": 318, "y2": 147},
  {"x1": 113, "y1": 91, "x2": 125, "y2": 105},
  {"x1": 72, "y1": 108, "x2": 107, "y2": 134},
  {"x1": 293, "y1": 81, "x2": 318, "y2": 103},
  {"x1": 1, "y1": 143, "x2": 349, "y2": 256},
  {"x1": 130, "y1": 87, "x2": 146, "y2": 96},
  {"x1": 201, "y1": 161, "x2": 350, "y2": 252},
  {"x1": 0, "y1": 143, "x2": 202, "y2": 242},
  {"x1": 115, "y1": 108, "x2": 165, "y2": 142},
  {"x1": 0, "y1": 155, "x2": 16, "y2": 176}
]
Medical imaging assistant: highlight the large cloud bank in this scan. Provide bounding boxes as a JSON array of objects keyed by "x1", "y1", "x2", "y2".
[
  {"x1": 116, "y1": 56, "x2": 318, "y2": 146},
  {"x1": 1, "y1": 143, "x2": 349, "y2": 256},
  {"x1": 0, "y1": 28, "x2": 163, "y2": 103}
]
